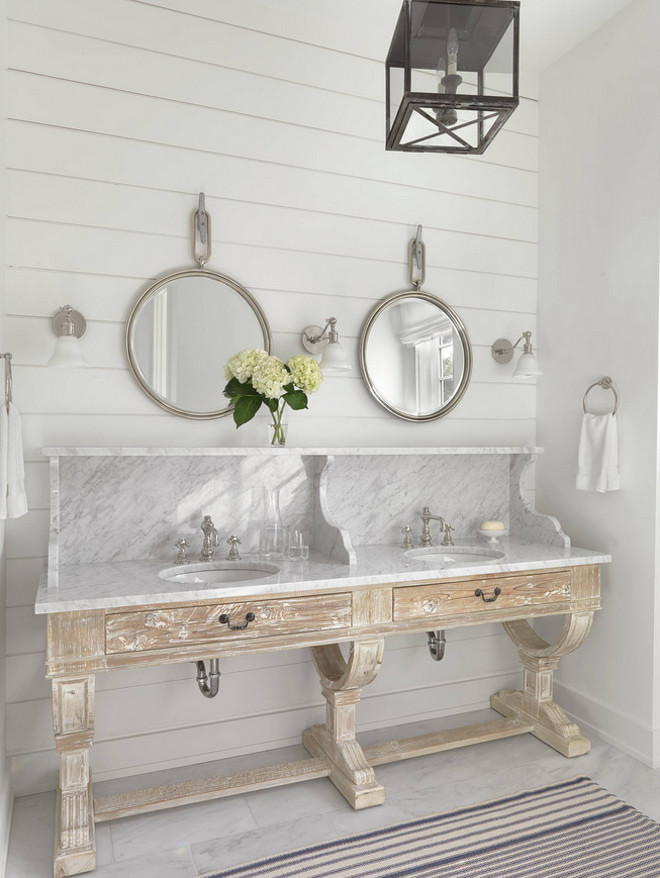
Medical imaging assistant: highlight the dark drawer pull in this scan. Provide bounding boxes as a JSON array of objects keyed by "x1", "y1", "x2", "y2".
[
  {"x1": 219, "y1": 612, "x2": 256, "y2": 631},
  {"x1": 475, "y1": 587, "x2": 501, "y2": 603}
]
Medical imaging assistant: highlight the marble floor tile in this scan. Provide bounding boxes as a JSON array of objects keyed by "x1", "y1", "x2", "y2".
[
  {"x1": 190, "y1": 813, "x2": 337, "y2": 875},
  {"x1": 5, "y1": 791, "x2": 113, "y2": 878},
  {"x1": 93, "y1": 848, "x2": 196, "y2": 878},
  {"x1": 244, "y1": 776, "x2": 347, "y2": 827},
  {"x1": 109, "y1": 795, "x2": 257, "y2": 863},
  {"x1": 373, "y1": 742, "x2": 486, "y2": 796},
  {"x1": 323, "y1": 762, "x2": 552, "y2": 837}
]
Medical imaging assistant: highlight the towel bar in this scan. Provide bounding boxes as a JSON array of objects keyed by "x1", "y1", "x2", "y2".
[{"x1": 583, "y1": 376, "x2": 618, "y2": 415}]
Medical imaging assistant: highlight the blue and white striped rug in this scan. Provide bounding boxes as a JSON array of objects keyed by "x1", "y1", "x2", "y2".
[{"x1": 204, "y1": 776, "x2": 660, "y2": 877}]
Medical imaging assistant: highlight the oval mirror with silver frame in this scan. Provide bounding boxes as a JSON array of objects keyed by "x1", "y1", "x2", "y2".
[
  {"x1": 126, "y1": 269, "x2": 272, "y2": 420},
  {"x1": 360, "y1": 290, "x2": 472, "y2": 422}
]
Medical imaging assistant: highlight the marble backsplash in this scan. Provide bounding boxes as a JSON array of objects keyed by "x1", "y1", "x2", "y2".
[
  {"x1": 55, "y1": 454, "x2": 319, "y2": 563},
  {"x1": 324, "y1": 454, "x2": 509, "y2": 547},
  {"x1": 48, "y1": 447, "x2": 567, "y2": 569}
]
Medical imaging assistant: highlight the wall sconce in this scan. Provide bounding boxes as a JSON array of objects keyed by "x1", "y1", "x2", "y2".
[
  {"x1": 48, "y1": 305, "x2": 89, "y2": 368},
  {"x1": 385, "y1": 0, "x2": 520, "y2": 154},
  {"x1": 301, "y1": 317, "x2": 352, "y2": 374},
  {"x1": 491, "y1": 331, "x2": 541, "y2": 379}
]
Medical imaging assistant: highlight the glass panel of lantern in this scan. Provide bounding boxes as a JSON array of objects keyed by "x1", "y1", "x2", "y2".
[{"x1": 386, "y1": 0, "x2": 519, "y2": 154}]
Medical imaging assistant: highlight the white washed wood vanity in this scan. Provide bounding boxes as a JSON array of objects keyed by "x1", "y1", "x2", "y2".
[{"x1": 35, "y1": 447, "x2": 610, "y2": 877}]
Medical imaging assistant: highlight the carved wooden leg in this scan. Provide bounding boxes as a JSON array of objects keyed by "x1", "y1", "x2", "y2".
[
  {"x1": 303, "y1": 640, "x2": 385, "y2": 809},
  {"x1": 52, "y1": 676, "x2": 96, "y2": 877},
  {"x1": 491, "y1": 613, "x2": 594, "y2": 757}
]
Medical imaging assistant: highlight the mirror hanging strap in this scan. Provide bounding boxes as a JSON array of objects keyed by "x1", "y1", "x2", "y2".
[
  {"x1": 408, "y1": 224, "x2": 426, "y2": 290},
  {"x1": 192, "y1": 192, "x2": 212, "y2": 267}
]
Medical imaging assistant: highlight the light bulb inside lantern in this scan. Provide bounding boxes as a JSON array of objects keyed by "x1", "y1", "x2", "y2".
[
  {"x1": 447, "y1": 28, "x2": 459, "y2": 76},
  {"x1": 436, "y1": 56, "x2": 446, "y2": 95}
]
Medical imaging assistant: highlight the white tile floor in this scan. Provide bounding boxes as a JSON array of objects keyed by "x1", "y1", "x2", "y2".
[{"x1": 7, "y1": 709, "x2": 660, "y2": 878}]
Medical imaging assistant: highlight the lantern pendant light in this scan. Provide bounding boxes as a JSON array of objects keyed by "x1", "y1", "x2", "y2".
[{"x1": 386, "y1": 0, "x2": 520, "y2": 154}]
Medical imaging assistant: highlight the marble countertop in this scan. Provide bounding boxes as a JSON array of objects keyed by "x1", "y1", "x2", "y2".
[
  {"x1": 35, "y1": 540, "x2": 611, "y2": 614},
  {"x1": 43, "y1": 446, "x2": 543, "y2": 457}
]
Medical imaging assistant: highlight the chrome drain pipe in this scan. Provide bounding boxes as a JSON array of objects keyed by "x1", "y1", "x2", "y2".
[
  {"x1": 427, "y1": 630, "x2": 446, "y2": 662},
  {"x1": 195, "y1": 658, "x2": 221, "y2": 698}
]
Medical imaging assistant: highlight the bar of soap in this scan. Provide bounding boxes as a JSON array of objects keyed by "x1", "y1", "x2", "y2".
[{"x1": 480, "y1": 520, "x2": 505, "y2": 531}]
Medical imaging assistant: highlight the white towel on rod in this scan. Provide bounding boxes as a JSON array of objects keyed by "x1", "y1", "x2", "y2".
[
  {"x1": 576, "y1": 412, "x2": 620, "y2": 492},
  {"x1": 6, "y1": 402, "x2": 28, "y2": 518}
]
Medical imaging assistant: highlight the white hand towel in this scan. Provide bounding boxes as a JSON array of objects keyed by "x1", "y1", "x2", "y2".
[
  {"x1": 6, "y1": 402, "x2": 28, "y2": 518},
  {"x1": 576, "y1": 412, "x2": 620, "y2": 492}
]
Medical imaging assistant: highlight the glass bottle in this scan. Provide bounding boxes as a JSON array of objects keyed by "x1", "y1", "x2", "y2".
[{"x1": 259, "y1": 487, "x2": 285, "y2": 559}]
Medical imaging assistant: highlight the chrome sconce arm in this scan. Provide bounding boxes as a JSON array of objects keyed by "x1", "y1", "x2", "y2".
[
  {"x1": 491, "y1": 330, "x2": 541, "y2": 380},
  {"x1": 301, "y1": 316, "x2": 351, "y2": 373}
]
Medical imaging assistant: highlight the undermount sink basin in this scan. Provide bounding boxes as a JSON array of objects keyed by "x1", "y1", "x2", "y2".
[
  {"x1": 405, "y1": 546, "x2": 505, "y2": 569},
  {"x1": 159, "y1": 561, "x2": 280, "y2": 585}
]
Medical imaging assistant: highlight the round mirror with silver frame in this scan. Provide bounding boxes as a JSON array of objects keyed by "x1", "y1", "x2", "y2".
[
  {"x1": 126, "y1": 268, "x2": 272, "y2": 420},
  {"x1": 360, "y1": 290, "x2": 472, "y2": 422}
]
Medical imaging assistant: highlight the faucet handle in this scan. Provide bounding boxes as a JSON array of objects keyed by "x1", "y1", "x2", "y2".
[
  {"x1": 226, "y1": 535, "x2": 241, "y2": 561},
  {"x1": 174, "y1": 539, "x2": 188, "y2": 565},
  {"x1": 442, "y1": 523, "x2": 454, "y2": 547},
  {"x1": 401, "y1": 526, "x2": 414, "y2": 550}
]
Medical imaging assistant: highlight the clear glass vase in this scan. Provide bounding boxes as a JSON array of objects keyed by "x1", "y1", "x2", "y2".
[
  {"x1": 259, "y1": 487, "x2": 285, "y2": 559},
  {"x1": 268, "y1": 403, "x2": 287, "y2": 446}
]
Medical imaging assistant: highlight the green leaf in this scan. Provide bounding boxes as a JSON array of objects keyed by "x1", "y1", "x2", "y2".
[
  {"x1": 282, "y1": 382, "x2": 295, "y2": 394},
  {"x1": 233, "y1": 395, "x2": 262, "y2": 427},
  {"x1": 283, "y1": 389, "x2": 308, "y2": 410},
  {"x1": 267, "y1": 398, "x2": 279, "y2": 413},
  {"x1": 223, "y1": 377, "x2": 260, "y2": 401},
  {"x1": 223, "y1": 377, "x2": 242, "y2": 395}
]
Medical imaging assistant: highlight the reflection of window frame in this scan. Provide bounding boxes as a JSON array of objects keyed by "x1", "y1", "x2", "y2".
[
  {"x1": 151, "y1": 289, "x2": 169, "y2": 398},
  {"x1": 438, "y1": 330, "x2": 454, "y2": 406},
  {"x1": 400, "y1": 314, "x2": 454, "y2": 414}
]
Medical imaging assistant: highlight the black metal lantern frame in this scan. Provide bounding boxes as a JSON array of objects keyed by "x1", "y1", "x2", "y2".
[{"x1": 386, "y1": 0, "x2": 519, "y2": 154}]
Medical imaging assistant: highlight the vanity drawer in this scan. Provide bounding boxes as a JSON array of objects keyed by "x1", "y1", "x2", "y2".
[
  {"x1": 392, "y1": 570, "x2": 571, "y2": 622},
  {"x1": 105, "y1": 593, "x2": 353, "y2": 654}
]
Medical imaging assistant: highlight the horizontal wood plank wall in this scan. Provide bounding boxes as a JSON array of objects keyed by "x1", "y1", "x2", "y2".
[{"x1": 4, "y1": 0, "x2": 537, "y2": 794}]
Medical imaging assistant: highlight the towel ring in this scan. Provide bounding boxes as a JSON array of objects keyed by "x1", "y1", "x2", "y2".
[{"x1": 583, "y1": 376, "x2": 618, "y2": 416}]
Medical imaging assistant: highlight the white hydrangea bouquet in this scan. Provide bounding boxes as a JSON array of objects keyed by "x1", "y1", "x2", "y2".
[{"x1": 223, "y1": 349, "x2": 322, "y2": 445}]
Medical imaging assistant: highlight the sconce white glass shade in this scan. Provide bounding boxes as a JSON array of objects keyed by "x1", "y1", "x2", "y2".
[
  {"x1": 512, "y1": 352, "x2": 542, "y2": 380},
  {"x1": 319, "y1": 340, "x2": 352, "y2": 374},
  {"x1": 301, "y1": 317, "x2": 352, "y2": 374},
  {"x1": 48, "y1": 335, "x2": 89, "y2": 368},
  {"x1": 48, "y1": 304, "x2": 89, "y2": 368}
]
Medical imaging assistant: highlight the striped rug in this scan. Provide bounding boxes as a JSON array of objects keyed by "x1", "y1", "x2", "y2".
[{"x1": 204, "y1": 776, "x2": 660, "y2": 877}]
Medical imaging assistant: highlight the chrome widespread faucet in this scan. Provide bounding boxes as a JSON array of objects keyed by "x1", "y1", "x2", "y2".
[
  {"x1": 200, "y1": 515, "x2": 219, "y2": 561},
  {"x1": 420, "y1": 507, "x2": 454, "y2": 547}
]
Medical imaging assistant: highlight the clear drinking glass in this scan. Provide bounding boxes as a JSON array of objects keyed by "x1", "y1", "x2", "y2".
[
  {"x1": 288, "y1": 529, "x2": 309, "y2": 561},
  {"x1": 288, "y1": 529, "x2": 302, "y2": 560}
]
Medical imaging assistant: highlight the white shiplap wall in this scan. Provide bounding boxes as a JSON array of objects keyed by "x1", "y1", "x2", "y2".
[
  {"x1": 0, "y1": 0, "x2": 12, "y2": 859},
  {"x1": 4, "y1": 0, "x2": 538, "y2": 794}
]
